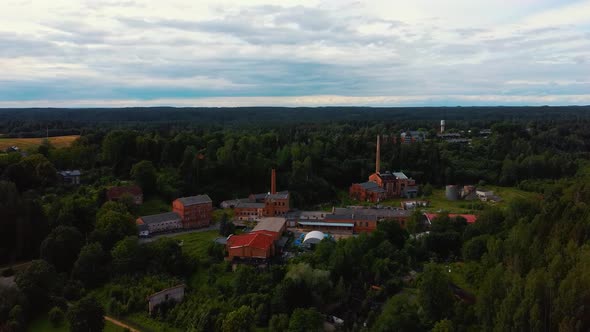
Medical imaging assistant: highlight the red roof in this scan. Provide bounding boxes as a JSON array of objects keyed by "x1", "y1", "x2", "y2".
[
  {"x1": 227, "y1": 232, "x2": 274, "y2": 250},
  {"x1": 106, "y1": 185, "x2": 143, "y2": 200},
  {"x1": 424, "y1": 213, "x2": 477, "y2": 224}
]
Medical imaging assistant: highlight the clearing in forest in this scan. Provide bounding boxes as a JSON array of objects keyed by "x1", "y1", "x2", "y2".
[{"x1": 0, "y1": 135, "x2": 80, "y2": 150}]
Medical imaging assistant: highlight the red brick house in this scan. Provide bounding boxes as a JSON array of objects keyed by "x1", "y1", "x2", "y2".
[
  {"x1": 172, "y1": 194, "x2": 212, "y2": 228},
  {"x1": 106, "y1": 185, "x2": 143, "y2": 205},
  {"x1": 234, "y1": 202, "x2": 265, "y2": 221},
  {"x1": 349, "y1": 182, "x2": 386, "y2": 203}
]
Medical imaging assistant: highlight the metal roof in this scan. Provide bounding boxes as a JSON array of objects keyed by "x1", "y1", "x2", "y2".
[
  {"x1": 227, "y1": 232, "x2": 274, "y2": 250},
  {"x1": 177, "y1": 194, "x2": 212, "y2": 206},
  {"x1": 266, "y1": 191, "x2": 290, "y2": 200},
  {"x1": 333, "y1": 207, "x2": 412, "y2": 218},
  {"x1": 252, "y1": 217, "x2": 286, "y2": 233},
  {"x1": 298, "y1": 221, "x2": 354, "y2": 227},
  {"x1": 392, "y1": 172, "x2": 408, "y2": 179},
  {"x1": 325, "y1": 214, "x2": 377, "y2": 221},
  {"x1": 236, "y1": 202, "x2": 265, "y2": 209},
  {"x1": 139, "y1": 212, "x2": 181, "y2": 225}
]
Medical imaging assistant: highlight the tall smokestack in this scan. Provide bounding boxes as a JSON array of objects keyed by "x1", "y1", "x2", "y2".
[
  {"x1": 376, "y1": 135, "x2": 381, "y2": 174},
  {"x1": 441, "y1": 120, "x2": 446, "y2": 133},
  {"x1": 271, "y1": 168, "x2": 277, "y2": 194}
]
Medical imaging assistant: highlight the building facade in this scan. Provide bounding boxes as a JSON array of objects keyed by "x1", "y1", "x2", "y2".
[
  {"x1": 349, "y1": 182, "x2": 387, "y2": 203},
  {"x1": 234, "y1": 202, "x2": 265, "y2": 221},
  {"x1": 58, "y1": 170, "x2": 81, "y2": 185},
  {"x1": 226, "y1": 232, "x2": 276, "y2": 260},
  {"x1": 350, "y1": 135, "x2": 419, "y2": 201},
  {"x1": 233, "y1": 169, "x2": 290, "y2": 221},
  {"x1": 400, "y1": 131, "x2": 426, "y2": 144},
  {"x1": 147, "y1": 285, "x2": 185, "y2": 314},
  {"x1": 172, "y1": 194, "x2": 213, "y2": 228},
  {"x1": 136, "y1": 212, "x2": 182, "y2": 234}
]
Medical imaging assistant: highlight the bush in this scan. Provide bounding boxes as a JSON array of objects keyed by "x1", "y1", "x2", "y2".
[
  {"x1": 63, "y1": 280, "x2": 85, "y2": 301},
  {"x1": 1, "y1": 267, "x2": 14, "y2": 277},
  {"x1": 48, "y1": 306, "x2": 65, "y2": 327}
]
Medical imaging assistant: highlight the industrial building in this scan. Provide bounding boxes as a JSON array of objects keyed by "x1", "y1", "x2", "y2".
[
  {"x1": 234, "y1": 169, "x2": 290, "y2": 221},
  {"x1": 350, "y1": 135, "x2": 418, "y2": 202},
  {"x1": 226, "y1": 217, "x2": 287, "y2": 260},
  {"x1": 172, "y1": 194, "x2": 213, "y2": 228},
  {"x1": 136, "y1": 212, "x2": 182, "y2": 235}
]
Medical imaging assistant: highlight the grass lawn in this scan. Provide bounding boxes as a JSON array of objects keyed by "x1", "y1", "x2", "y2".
[
  {"x1": 172, "y1": 230, "x2": 220, "y2": 260},
  {"x1": 350, "y1": 186, "x2": 538, "y2": 214},
  {"x1": 28, "y1": 313, "x2": 126, "y2": 332},
  {"x1": 0, "y1": 135, "x2": 79, "y2": 150},
  {"x1": 212, "y1": 208, "x2": 234, "y2": 223},
  {"x1": 123, "y1": 313, "x2": 183, "y2": 332},
  {"x1": 136, "y1": 197, "x2": 170, "y2": 216}
]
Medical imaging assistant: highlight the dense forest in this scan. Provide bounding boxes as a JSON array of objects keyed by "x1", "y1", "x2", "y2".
[{"x1": 1, "y1": 107, "x2": 590, "y2": 331}]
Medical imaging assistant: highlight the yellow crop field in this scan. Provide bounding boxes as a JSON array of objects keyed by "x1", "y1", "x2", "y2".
[{"x1": 0, "y1": 135, "x2": 80, "y2": 150}]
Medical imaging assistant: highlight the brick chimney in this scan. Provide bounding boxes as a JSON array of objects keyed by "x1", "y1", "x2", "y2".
[
  {"x1": 271, "y1": 169, "x2": 277, "y2": 194},
  {"x1": 376, "y1": 135, "x2": 381, "y2": 174}
]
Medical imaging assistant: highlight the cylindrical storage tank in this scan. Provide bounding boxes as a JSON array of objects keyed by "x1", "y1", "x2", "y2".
[{"x1": 445, "y1": 185, "x2": 459, "y2": 201}]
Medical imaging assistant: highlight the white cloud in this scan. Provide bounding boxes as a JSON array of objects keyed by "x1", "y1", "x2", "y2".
[{"x1": 0, "y1": 0, "x2": 589, "y2": 106}]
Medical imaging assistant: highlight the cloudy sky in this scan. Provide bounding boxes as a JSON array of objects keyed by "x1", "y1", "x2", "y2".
[{"x1": 1, "y1": 0, "x2": 590, "y2": 107}]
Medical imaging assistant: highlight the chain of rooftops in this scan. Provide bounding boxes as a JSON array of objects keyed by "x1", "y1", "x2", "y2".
[{"x1": 133, "y1": 133, "x2": 482, "y2": 262}]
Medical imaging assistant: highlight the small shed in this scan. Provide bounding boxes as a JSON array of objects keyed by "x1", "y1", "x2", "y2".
[{"x1": 147, "y1": 284, "x2": 185, "y2": 314}]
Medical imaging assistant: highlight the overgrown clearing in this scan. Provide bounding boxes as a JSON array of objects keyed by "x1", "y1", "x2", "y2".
[
  {"x1": 173, "y1": 230, "x2": 220, "y2": 260},
  {"x1": 136, "y1": 197, "x2": 170, "y2": 216},
  {"x1": 28, "y1": 313, "x2": 126, "y2": 332},
  {"x1": 345, "y1": 185, "x2": 539, "y2": 214},
  {"x1": 0, "y1": 135, "x2": 79, "y2": 150}
]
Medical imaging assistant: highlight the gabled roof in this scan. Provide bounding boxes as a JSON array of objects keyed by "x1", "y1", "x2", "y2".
[
  {"x1": 266, "y1": 191, "x2": 289, "y2": 200},
  {"x1": 333, "y1": 207, "x2": 412, "y2": 219},
  {"x1": 325, "y1": 214, "x2": 377, "y2": 221},
  {"x1": 176, "y1": 194, "x2": 212, "y2": 206},
  {"x1": 392, "y1": 172, "x2": 408, "y2": 180},
  {"x1": 227, "y1": 232, "x2": 274, "y2": 250},
  {"x1": 354, "y1": 182, "x2": 386, "y2": 193},
  {"x1": 252, "y1": 217, "x2": 286, "y2": 233},
  {"x1": 374, "y1": 172, "x2": 395, "y2": 180},
  {"x1": 107, "y1": 185, "x2": 143, "y2": 200},
  {"x1": 235, "y1": 202, "x2": 265, "y2": 209},
  {"x1": 139, "y1": 212, "x2": 181, "y2": 225},
  {"x1": 299, "y1": 221, "x2": 354, "y2": 227}
]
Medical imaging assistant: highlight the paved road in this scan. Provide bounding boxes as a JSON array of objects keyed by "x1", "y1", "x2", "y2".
[{"x1": 139, "y1": 224, "x2": 219, "y2": 243}]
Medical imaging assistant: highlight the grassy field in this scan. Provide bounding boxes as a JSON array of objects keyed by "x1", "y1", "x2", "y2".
[
  {"x1": 351, "y1": 185, "x2": 539, "y2": 214},
  {"x1": 28, "y1": 313, "x2": 126, "y2": 332},
  {"x1": 123, "y1": 313, "x2": 182, "y2": 332},
  {"x1": 172, "y1": 230, "x2": 220, "y2": 260},
  {"x1": 0, "y1": 135, "x2": 79, "y2": 150}
]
